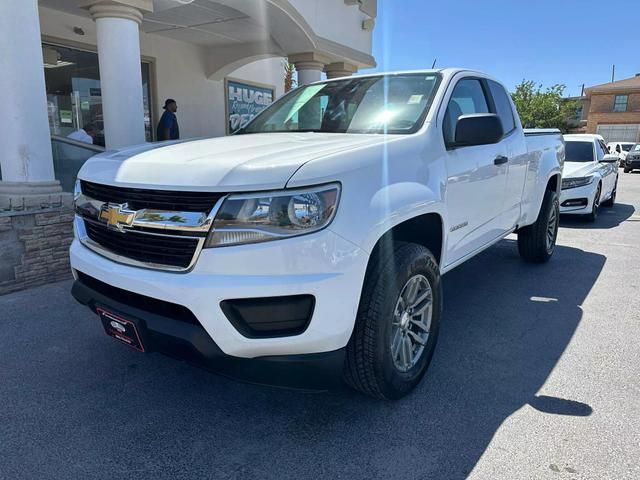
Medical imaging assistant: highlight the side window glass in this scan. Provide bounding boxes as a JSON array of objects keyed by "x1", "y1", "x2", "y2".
[
  {"x1": 488, "y1": 80, "x2": 516, "y2": 135},
  {"x1": 595, "y1": 141, "x2": 605, "y2": 161},
  {"x1": 443, "y1": 79, "x2": 489, "y2": 145},
  {"x1": 616, "y1": 145, "x2": 621, "y2": 153}
]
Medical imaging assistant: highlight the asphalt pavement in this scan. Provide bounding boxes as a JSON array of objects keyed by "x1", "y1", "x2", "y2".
[{"x1": 2, "y1": 172, "x2": 639, "y2": 480}]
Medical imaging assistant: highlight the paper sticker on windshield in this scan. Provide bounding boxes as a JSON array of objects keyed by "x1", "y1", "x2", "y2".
[{"x1": 408, "y1": 95, "x2": 423, "y2": 104}]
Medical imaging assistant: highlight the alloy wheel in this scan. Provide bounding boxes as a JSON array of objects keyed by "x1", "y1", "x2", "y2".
[
  {"x1": 546, "y1": 202, "x2": 559, "y2": 252},
  {"x1": 391, "y1": 274, "x2": 433, "y2": 373}
]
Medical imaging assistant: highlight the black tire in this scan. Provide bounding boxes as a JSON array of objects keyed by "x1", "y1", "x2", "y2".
[
  {"x1": 585, "y1": 183, "x2": 601, "y2": 222},
  {"x1": 344, "y1": 242, "x2": 442, "y2": 400},
  {"x1": 517, "y1": 188, "x2": 559, "y2": 263},
  {"x1": 624, "y1": 167, "x2": 631, "y2": 173},
  {"x1": 602, "y1": 178, "x2": 617, "y2": 207}
]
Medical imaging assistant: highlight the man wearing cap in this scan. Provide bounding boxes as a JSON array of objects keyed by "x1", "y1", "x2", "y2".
[{"x1": 156, "y1": 98, "x2": 180, "y2": 141}]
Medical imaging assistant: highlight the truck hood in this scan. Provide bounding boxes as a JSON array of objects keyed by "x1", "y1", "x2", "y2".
[
  {"x1": 563, "y1": 161, "x2": 597, "y2": 178},
  {"x1": 78, "y1": 133, "x2": 389, "y2": 191}
]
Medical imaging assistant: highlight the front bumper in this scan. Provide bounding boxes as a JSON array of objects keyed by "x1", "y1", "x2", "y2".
[
  {"x1": 71, "y1": 275, "x2": 346, "y2": 389},
  {"x1": 69, "y1": 224, "x2": 369, "y2": 360},
  {"x1": 625, "y1": 158, "x2": 640, "y2": 170},
  {"x1": 559, "y1": 182, "x2": 596, "y2": 214}
]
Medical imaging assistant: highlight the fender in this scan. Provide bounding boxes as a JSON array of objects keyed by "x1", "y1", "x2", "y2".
[
  {"x1": 360, "y1": 182, "x2": 447, "y2": 254},
  {"x1": 287, "y1": 133, "x2": 447, "y2": 255}
]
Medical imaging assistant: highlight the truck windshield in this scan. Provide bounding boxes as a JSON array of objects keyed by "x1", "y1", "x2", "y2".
[
  {"x1": 565, "y1": 141, "x2": 594, "y2": 162},
  {"x1": 240, "y1": 73, "x2": 442, "y2": 135}
]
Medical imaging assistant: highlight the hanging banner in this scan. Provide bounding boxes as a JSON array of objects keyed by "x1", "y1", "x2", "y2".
[{"x1": 225, "y1": 78, "x2": 275, "y2": 134}]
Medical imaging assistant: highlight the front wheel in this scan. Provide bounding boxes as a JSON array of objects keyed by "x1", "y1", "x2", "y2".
[
  {"x1": 517, "y1": 188, "x2": 559, "y2": 263},
  {"x1": 344, "y1": 242, "x2": 442, "y2": 400},
  {"x1": 624, "y1": 167, "x2": 631, "y2": 173},
  {"x1": 585, "y1": 183, "x2": 601, "y2": 222},
  {"x1": 602, "y1": 178, "x2": 617, "y2": 207}
]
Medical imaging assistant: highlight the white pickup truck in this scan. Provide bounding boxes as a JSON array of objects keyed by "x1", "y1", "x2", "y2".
[{"x1": 71, "y1": 69, "x2": 564, "y2": 399}]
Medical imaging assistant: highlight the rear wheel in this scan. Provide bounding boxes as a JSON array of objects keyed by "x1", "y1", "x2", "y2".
[
  {"x1": 585, "y1": 183, "x2": 601, "y2": 222},
  {"x1": 517, "y1": 188, "x2": 559, "y2": 263},
  {"x1": 344, "y1": 242, "x2": 442, "y2": 400}
]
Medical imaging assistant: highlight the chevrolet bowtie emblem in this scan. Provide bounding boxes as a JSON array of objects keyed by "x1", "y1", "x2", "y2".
[{"x1": 100, "y1": 203, "x2": 136, "y2": 231}]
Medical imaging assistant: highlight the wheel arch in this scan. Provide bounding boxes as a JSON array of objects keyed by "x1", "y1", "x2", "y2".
[
  {"x1": 546, "y1": 173, "x2": 561, "y2": 194},
  {"x1": 368, "y1": 212, "x2": 445, "y2": 269}
]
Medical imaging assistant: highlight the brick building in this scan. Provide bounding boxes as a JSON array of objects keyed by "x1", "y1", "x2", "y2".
[{"x1": 583, "y1": 75, "x2": 640, "y2": 142}]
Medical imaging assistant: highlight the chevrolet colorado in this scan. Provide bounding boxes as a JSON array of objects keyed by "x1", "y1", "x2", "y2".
[{"x1": 71, "y1": 69, "x2": 564, "y2": 399}]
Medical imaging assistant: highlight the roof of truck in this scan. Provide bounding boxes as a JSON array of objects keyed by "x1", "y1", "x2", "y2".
[{"x1": 317, "y1": 68, "x2": 487, "y2": 83}]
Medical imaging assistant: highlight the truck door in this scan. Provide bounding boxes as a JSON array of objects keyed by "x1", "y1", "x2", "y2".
[
  {"x1": 486, "y1": 80, "x2": 528, "y2": 231},
  {"x1": 442, "y1": 77, "x2": 509, "y2": 265}
]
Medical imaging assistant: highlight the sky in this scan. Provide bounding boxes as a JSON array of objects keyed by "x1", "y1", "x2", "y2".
[{"x1": 363, "y1": 0, "x2": 639, "y2": 97}]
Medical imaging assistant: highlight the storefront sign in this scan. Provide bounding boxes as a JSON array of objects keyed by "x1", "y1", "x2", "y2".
[
  {"x1": 225, "y1": 78, "x2": 274, "y2": 134},
  {"x1": 59, "y1": 110, "x2": 73, "y2": 124}
]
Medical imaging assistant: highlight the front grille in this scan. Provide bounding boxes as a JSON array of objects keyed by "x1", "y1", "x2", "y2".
[
  {"x1": 81, "y1": 180, "x2": 223, "y2": 212},
  {"x1": 84, "y1": 220, "x2": 199, "y2": 268}
]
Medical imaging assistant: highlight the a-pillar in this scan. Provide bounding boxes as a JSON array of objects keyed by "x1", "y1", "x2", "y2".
[
  {"x1": 83, "y1": 0, "x2": 152, "y2": 149},
  {"x1": 324, "y1": 62, "x2": 358, "y2": 80},
  {"x1": 0, "y1": 0, "x2": 63, "y2": 205},
  {"x1": 289, "y1": 52, "x2": 329, "y2": 86}
]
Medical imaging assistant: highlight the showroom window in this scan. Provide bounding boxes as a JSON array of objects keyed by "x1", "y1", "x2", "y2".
[
  {"x1": 43, "y1": 43, "x2": 153, "y2": 146},
  {"x1": 613, "y1": 95, "x2": 628, "y2": 112}
]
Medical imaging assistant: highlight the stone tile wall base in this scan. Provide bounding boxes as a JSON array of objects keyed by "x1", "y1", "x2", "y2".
[{"x1": 0, "y1": 207, "x2": 74, "y2": 295}]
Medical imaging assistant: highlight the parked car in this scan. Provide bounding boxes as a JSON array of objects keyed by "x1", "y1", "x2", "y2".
[
  {"x1": 561, "y1": 134, "x2": 619, "y2": 221},
  {"x1": 70, "y1": 69, "x2": 564, "y2": 399},
  {"x1": 623, "y1": 143, "x2": 640, "y2": 173},
  {"x1": 607, "y1": 141, "x2": 635, "y2": 165}
]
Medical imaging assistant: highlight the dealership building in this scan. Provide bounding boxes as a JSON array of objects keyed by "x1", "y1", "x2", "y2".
[{"x1": 0, "y1": 0, "x2": 377, "y2": 294}]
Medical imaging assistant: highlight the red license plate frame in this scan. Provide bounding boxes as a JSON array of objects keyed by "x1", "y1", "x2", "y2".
[{"x1": 97, "y1": 307, "x2": 145, "y2": 352}]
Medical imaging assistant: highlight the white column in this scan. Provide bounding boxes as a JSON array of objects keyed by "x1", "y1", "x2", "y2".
[
  {"x1": 289, "y1": 53, "x2": 329, "y2": 86},
  {"x1": 88, "y1": 2, "x2": 148, "y2": 149},
  {"x1": 0, "y1": 0, "x2": 55, "y2": 182},
  {"x1": 296, "y1": 63, "x2": 324, "y2": 86}
]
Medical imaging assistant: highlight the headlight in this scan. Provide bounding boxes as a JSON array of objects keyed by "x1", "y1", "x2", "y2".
[
  {"x1": 204, "y1": 183, "x2": 340, "y2": 247},
  {"x1": 561, "y1": 176, "x2": 594, "y2": 190}
]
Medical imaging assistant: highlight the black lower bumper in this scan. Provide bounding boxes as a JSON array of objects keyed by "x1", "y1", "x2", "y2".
[
  {"x1": 626, "y1": 160, "x2": 640, "y2": 170},
  {"x1": 71, "y1": 275, "x2": 345, "y2": 390}
]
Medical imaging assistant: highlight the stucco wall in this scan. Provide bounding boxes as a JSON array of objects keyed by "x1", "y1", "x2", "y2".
[
  {"x1": 289, "y1": 0, "x2": 373, "y2": 55},
  {"x1": 38, "y1": 6, "x2": 285, "y2": 140}
]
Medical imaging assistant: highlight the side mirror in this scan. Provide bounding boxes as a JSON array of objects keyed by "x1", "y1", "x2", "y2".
[
  {"x1": 453, "y1": 114, "x2": 504, "y2": 147},
  {"x1": 601, "y1": 154, "x2": 619, "y2": 163}
]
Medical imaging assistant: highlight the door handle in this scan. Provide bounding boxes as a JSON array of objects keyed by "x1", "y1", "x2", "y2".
[{"x1": 494, "y1": 155, "x2": 509, "y2": 165}]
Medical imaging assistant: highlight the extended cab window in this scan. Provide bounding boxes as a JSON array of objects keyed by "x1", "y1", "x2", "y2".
[
  {"x1": 443, "y1": 79, "x2": 489, "y2": 144},
  {"x1": 565, "y1": 141, "x2": 594, "y2": 162},
  {"x1": 487, "y1": 80, "x2": 516, "y2": 135}
]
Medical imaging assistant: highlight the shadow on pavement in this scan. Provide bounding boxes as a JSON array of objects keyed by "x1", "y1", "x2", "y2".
[
  {"x1": 0, "y1": 239, "x2": 605, "y2": 480},
  {"x1": 560, "y1": 202, "x2": 635, "y2": 229}
]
